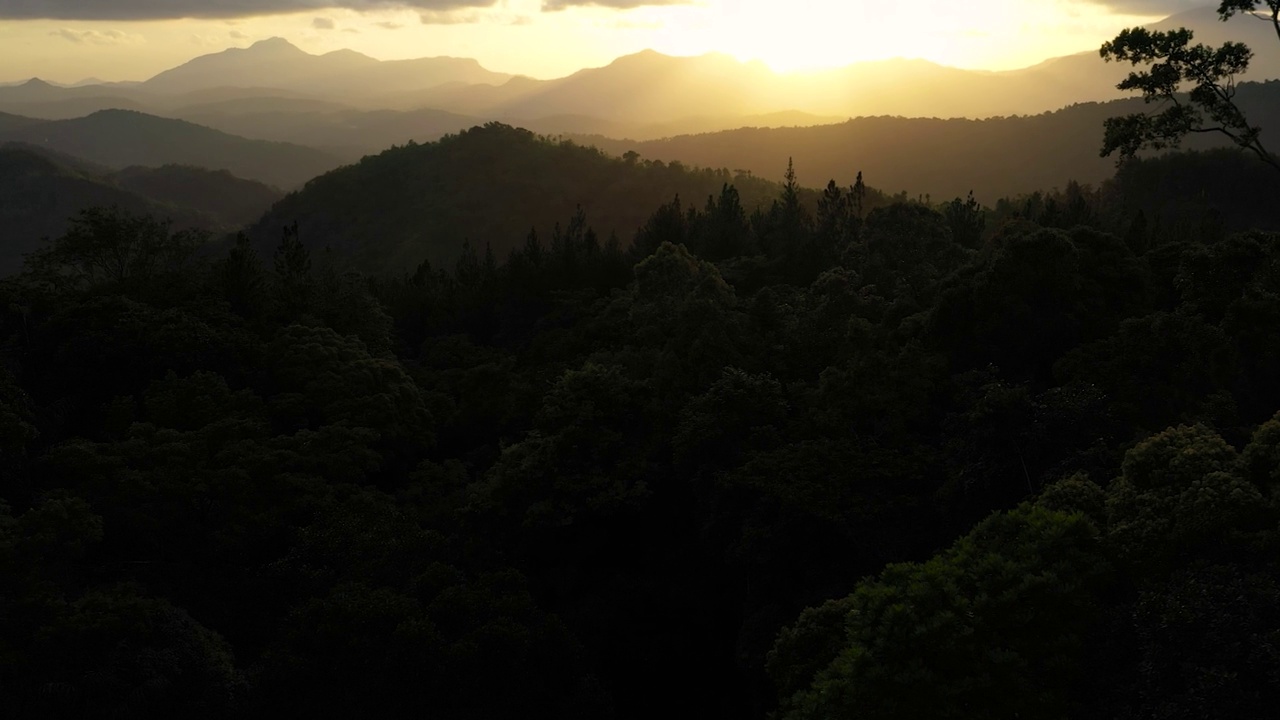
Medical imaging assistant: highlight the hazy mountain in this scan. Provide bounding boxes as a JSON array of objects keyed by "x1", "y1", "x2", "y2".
[
  {"x1": 0, "y1": 109, "x2": 343, "y2": 189},
  {"x1": 497, "y1": 51, "x2": 778, "y2": 123},
  {"x1": 248, "y1": 123, "x2": 790, "y2": 272},
  {"x1": 391, "y1": 52, "x2": 1091, "y2": 123},
  {"x1": 173, "y1": 105, "x2": 484, "y2": 160},
  {"x1": 0, "y1": 144, "x2": 282, "y2": 274},
  {"x1": 0, "y1": 96, "x2": 152, "y2": 120},
  {"x1": 171, "y1": 96, "x2": 354, "y2": 116},
  {"x1": 577, "y1": 80, "x2": 1280, "y2": 202},
  {"x1": 2, "y1": 4, "x2": 1271, "y2": 137},
  {"x1": 143, "y1": 38, "x2": 512, "y2": 102}
]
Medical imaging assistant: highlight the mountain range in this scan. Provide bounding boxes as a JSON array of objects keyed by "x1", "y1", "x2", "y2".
[
  {"x1": 2, "y1": 6, "x2": 1276, "y2": 139},
  {"x1": 579, "y1": 81, "x2": 1280, "y2": 202},
  {"x1": 4, "y1": 3, "x2": 1280, "y2": 276},
  {"x1": 0, "y1": 110, "x2": 342, "y2": 189}
]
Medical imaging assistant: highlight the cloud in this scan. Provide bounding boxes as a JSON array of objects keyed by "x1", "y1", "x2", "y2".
[
  {"x1": 420, "y1": 9, "x2": 487, "y2": 23},
  {"x1": 0, "y1": 1, "x2": 501, "y2": 20},
  {"x1": 49, "y1": 28, "x2": 143, "y2": 45},
  {"x1": 0, "y1": 0, "x2": 697, "y2": 19},
  {"x1": 312, "y1": 16, "x2": 335, "y2": 28},
  {"x1": 540, "y1": 0, "x2": 693, "y2": 9},
  {"x1": 374, "y1": 20, "x2": 404, "y2": 29},
  {"x1": 229, "y1": 29, "x2": 249, "y2": 39}
]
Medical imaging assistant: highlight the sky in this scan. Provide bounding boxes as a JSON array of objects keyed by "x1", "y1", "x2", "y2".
[{"x1": 0, "y1": 0, "x2": 1212, "y2": 83}]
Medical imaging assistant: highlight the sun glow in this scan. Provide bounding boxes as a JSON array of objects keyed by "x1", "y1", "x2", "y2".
[
  {"x1": 626, "y1": 0, "x2": 1164, "y2": 74},
  {"x1": 0, "y1": 0, "x2": 1170, "y2": 84}
]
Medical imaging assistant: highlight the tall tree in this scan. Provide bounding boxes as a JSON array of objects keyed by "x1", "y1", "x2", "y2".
[{"x1": 1100, "y1": 1, "x2": 1280, "y2": 171}]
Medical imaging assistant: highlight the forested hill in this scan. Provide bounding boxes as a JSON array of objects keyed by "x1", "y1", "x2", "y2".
[
  {"x1": 579, "y1": 81, "x2": 1280, "y2": 202},
  {"x1": 0, "y1": 144, "x2": 283, "y2": 274},
  {"x1": 0, "y1": 109, "x2": 342, "y2": 189},
  {"x1": 5, "y1": 144, "x2": 1280, "y2": 718},
  {"x1": 249, "y1": 123, "x2": 867, "y2": 272}
]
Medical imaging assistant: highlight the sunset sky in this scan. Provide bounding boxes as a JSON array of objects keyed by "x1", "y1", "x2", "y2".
[{"x1": 0, "y1": 1, "x2": 1210, "y2": 83}]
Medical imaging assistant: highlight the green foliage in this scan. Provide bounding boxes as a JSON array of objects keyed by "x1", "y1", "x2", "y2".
[
  {"x1": 1119, "y1": 423, "x2": 1238, "y2": 490},
  {"x1": 1241, "y1": 410, "x2": 1280, "y2": 487},
  {"x1": 474, "y1": 362, "x2": 654, "y2": 530},
  {"x1": 9, "y1": 114, "x2": 1280, "y2": 720},
  {"x1": 266, "y1": 324, "x2": 433, "y2": 454},
  {"x1": 1105, "y1": 425, "x2": 1264, "y2": 565},
  {"x1": 771, "y1": 506, "x2": 1109, "y2": 720},
  {"x1": 1037, "y1": 473, "x2": 1108, "y2": 525}
]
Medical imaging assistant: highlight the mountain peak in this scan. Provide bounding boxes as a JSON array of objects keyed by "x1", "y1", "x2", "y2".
[
  {"x1": 248, "y1": 37, "x2": 304, "y2": 53},
  {"x1": 21, "y1": 78, "x2": 54, "y2": 88}
]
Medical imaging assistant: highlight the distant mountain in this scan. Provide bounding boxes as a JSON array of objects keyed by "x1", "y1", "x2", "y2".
[
  {"x1": 170, "y1": 101, "x2": 847, "y2": 160},
  {"x1": 248, "y1": 123, "x2": 789, "y2": 272},
  {"x1": 577, "y1": 80, "x2": 1280, "y2": 202},
  {"x1": 143, "y1": 38, "x2": 512, "y2": 101},
  {"x1": 0, "y1": 109, "x2": 343, "y2": 189},
  {"x1": 395, "y1": 51, "x2": 1106, "y2": 122},
  {"x1": 173, "y1": 105, "x2": 484, "y2": 160},
  {"x1": 3, "y1": 4, "x2": 1277, "y2": 149},
  {"x1": 0, "y1": 144, "x2": 283, "y2": 275},
  {"x1": 0, "y1": 96, "x2": 151, "y2": 120},
  {"x1": 490, "y1": 51, "x2": 777, "y2": 123}
]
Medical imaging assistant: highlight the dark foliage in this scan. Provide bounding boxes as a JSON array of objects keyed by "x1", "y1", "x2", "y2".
[{"x1": 2, "y1": 126, "x2": 1279, "y2": 720}]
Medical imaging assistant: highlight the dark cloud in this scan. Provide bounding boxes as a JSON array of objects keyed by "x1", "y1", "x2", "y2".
[
  {"x1": 540, "y1": 0, "x2": 693, "y2": 9},
  {"x1": 0, "y1": 1, "x2": 497, "y2": 20},
  {"x1": 312, "y1": 16, "x2": 335, "y2": 29},
  {"x1": 419, "y1": 9, "x2": 484, "y2": 24}
]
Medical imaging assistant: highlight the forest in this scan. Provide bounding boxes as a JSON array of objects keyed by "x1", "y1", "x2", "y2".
[
  {"x1": 4, "y1": 2, "x2": 1280, "y2": 718},
  {"x1": 3, "y1": 117, "x2": 1280, "y2": 717}
]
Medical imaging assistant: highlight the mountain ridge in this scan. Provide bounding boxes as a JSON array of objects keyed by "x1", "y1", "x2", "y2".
[{"x1": 0, "y1": 109, "x2": 343, "y2": 189}]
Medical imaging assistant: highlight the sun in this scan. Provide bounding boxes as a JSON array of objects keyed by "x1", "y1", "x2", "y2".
[
  {"x1": 629, "y1": 0, "x2": 981, "y2": 73},
  {"x1": 631, "y1": 0, "x2": 1146, "y2": 74}
]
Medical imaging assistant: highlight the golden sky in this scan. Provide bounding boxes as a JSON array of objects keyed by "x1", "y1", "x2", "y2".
[{"x1": 0, "y1": 0, "x2": 1190, "y2": 84}]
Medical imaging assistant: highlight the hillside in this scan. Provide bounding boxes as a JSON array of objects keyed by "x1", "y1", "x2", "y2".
[
  {"x1": 249, "y1": 123, "x2": 793, "y2": 272},
  {"x1": 0, "y1": 145, "x2": 283, "y2": 274},
  {"x1": 579, "y1": 81, "x2": 1280, "y2": 202},
  {"x1": 0, "y1": 109, "x2": 343, "y2": 189},
  {"x1": 110, "y1": 164, "x2": 283, "y2": 227},
  {"x1": 0, "y1": 111, "x2": 45, "y2": 133}
]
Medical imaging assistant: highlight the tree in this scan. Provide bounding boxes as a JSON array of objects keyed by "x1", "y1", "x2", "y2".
[
  {"x1": 944, "y1": 191, "x2": 985, "y2": 249},
  {"x1": 24, "y1": 206, "x2": 202, "y2": 291},
  {"x1": 1100, "y1": 2, "x2": 1280, "y2": 171},
  {"x1": 769, "y1": 505, "x2": 1110, "y2": 720},
  {"x1": 272, "y1": 221, "x2": 314, "y2": 318}
]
